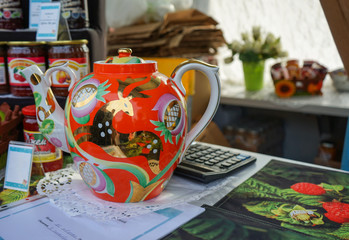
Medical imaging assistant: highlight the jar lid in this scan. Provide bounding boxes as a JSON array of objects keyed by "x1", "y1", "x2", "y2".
[
  {"x1": 22, "y1": 105, "x2": 36, "y2": 116},
  {"x1": 47, "y1": 39, "x2": 88, "y2": 45},
  {"x1": 7, "y1": 41, "x2": 46, "y2": 46}
]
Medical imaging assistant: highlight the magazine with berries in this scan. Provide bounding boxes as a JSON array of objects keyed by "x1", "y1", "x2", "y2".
[{"x1": 213, "y1": 159, "x2": 349, "y2": 240}]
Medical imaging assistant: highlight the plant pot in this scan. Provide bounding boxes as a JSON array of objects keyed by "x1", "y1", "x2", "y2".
[{"x1": 242, "y1": 60, "x2": 265, "y2": 91}]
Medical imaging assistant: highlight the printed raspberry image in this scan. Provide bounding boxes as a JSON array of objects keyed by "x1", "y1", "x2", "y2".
[
  {"x1": 290, "y1": 182, "x2": 326, "y2": 195},
  {"x1": 323, "y1": 202, "x2": 349, "y2": 223}
]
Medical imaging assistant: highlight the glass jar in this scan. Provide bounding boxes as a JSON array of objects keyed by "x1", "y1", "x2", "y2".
[
  {"x1": 286, "y1": 59, "x2": 300, "y2": 80},
  {"x1": 315, "y1": 141, "x2": 337, "y2": 167},
  {"x1": 22, "y1": 105, "x2": 63, "y2": 174},
  {"x1": 7, "y1": 41, "x2": 46, "y2": 97},
  {"x1": 0, "y1": 42, "x2": 9, "y2": 94},
  {"x1": 48, "y1": 39, "x2": 90, "y2": 96},
  {"x1": 0, "y1": 1, "x2": 24, "y2": 30},
  {"x1": 60, "y1": 0, "x2": 89, "y2": 29}
]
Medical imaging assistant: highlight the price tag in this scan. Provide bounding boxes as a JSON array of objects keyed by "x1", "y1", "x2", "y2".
[
  {"x1": 29, "y1": 0, "x2": 51, "y2": 29},
  {"x1": 36, "y1": 2, "x2": 61, "y2": 41},
  {"x1": 4, "y1": 141, "x2": 34, "y2": 192}
]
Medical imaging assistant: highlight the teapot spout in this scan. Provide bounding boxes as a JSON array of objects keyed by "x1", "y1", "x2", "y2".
[{"x1": 22, "y1": 65, "x2": 70, "y2": 153}]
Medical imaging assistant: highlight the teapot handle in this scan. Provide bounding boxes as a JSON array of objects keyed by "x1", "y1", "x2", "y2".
[
  {"x1": 44, "y1": 62, "x2": 78, "y2": 91},
  {"x1": 171, "y1": 59, "x2": 221, "y2": 158}
]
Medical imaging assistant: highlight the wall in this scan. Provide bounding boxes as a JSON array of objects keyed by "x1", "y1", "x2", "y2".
[
  {"x1": 192, "y1": 0, "x2": 343, "y2": 87},
  {"x1": 191, "y1": 0, "x2": 346, "y2": 163}
]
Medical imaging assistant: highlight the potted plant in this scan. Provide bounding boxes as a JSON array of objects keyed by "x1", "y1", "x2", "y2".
[{"x1": 225, "y1": 26, "x2": 288, "y2": 91}]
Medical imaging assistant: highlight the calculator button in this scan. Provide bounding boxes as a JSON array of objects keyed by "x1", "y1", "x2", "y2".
[
  {"x1": 204, "y1": 162, "x2": 214, "y2": 166},
  {"x1": 220, "y1": 162, "x2": 233, "y2": 168},
  {"x1": 236, "y1": 154, "x2": 249, "y2": 160},
  {"x1": 225, "y1": 160, "x2": 237, "y2": 165},
  {"x1": 207, "y1": 148, "x2": 216, "y2": 152},
  {"x1": 214, "y1": 157, "x2": 225, "y2": 161},
  {"x1": 209, "y1": 159, "x2": 219, "y2": 164},
  {"x1": 185, "y1": 156, "x2": 195, "y2": 161},
  {"x1": 230, "y1": 156, "x2": 242, "y2": 162}
]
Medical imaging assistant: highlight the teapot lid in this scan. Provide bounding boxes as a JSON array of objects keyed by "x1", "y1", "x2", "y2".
[
  {"x1": 105, "y1": 48, "x2": 146, "y2": 64},
  {"x1": 95, "y1": 48, "x2": 157, "y2": 74}
]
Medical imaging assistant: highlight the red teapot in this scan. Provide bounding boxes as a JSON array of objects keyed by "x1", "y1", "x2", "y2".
[{"x1": 22, "y1": 48, "x2": 221, "y2": 202}]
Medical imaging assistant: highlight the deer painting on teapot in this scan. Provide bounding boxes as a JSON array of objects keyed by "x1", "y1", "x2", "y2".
[{"x1": 22, "y1": 48, "x2": 221, "y2": 202}]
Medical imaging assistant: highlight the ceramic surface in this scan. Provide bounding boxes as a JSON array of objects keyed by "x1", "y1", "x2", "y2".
[{"x1": 22, "y1": 49, "x2": 221, "y2": 202}]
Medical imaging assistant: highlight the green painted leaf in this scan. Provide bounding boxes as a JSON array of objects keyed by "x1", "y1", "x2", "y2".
[
  {"x1": 282, "y1": 222, "x2": 342, "y2": 240},
  {"x1": 80, "y1": 74, "x2": 94, "y2": 82},
  {"x1": 40, "y1": 119, "x2": 55, "y2": 135},
  {"x1": 321, "y1": 183, "x2": 344, "y2": 192},
  {"x1": 328, "y1": 223, "x2": 349, "y2": 239},
  {"x1": 182, "y1": 216, "x2": 235, "y2": 240},
  {"x1": 96, "y1": 166, "x2": 115, "y2": 197},
  {"x1": 176, "y1": 133, "x2": 180, "y2": 144},
  {"x1": 165, "y1": 131, "x2": 173, "y2": 144},
  {"x1": 33, "y1": 92, "x2": 42, "y2": 105},
  {"x1": 96, "y1": 80, "x2": 111, "y2": 103},
  {"x1": 73, "y1": 114, "x2": 90, "y2": 125},
  {"x1": 150, "y1": 120, "x2": 163, "y2": 127}
]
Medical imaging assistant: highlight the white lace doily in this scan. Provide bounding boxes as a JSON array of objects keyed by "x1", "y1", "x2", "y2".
[{"x1": 37, "y1": 166, "x2": 235, "y2": 222}]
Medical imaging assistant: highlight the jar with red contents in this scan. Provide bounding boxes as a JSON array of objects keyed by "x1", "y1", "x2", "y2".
[
  {"x1": 22, "y1": 105, "x2": 63, "y2": 174},
  {"x1": 0, "y1": 42, "x2": 9, "y2": 94},
  {"x1": 48, "y1": 39, "x2": 90, "y2": 96},
  {"x1": 7, "y1": 41, "x2": 46, "y2": 97}
]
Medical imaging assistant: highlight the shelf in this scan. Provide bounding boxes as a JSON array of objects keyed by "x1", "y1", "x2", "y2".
[
  {"x1": 220, "y1": 83, "x2": 349, "y2": 170},
  {"x1": 221, "y1": 84, "x2": 349, "y2": 117},
  {"x1": 0, "y1": 28, "x2": 106, "y2": 70}
]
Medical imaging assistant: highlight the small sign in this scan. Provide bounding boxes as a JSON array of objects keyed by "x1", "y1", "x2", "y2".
[
  {"x1": 4, "y1": 141, "x2": 34, "y2": 192},
  {"x1": 36, "y1": 2, "x2": 61, "y2": 41},
  {"x1": 29, "y1": 0, "x2": 51, "y2": 29}
]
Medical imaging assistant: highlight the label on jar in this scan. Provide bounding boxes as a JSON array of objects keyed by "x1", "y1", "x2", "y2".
[
  {"x1": 48, "y1": 58, "x2": 88, "y2": 87},
  {"x1": 0, "y1": 56, "x2": 6, "y2": 86},
  {"x1": 0, "y1": 1, "x2": 21, "y2": 8},
  {"x1": 23, "y1": 129, "x2": 61, "y2": 163},
  {"x1": 8, "y1": 57, "x2": 45, "y2": 86}
]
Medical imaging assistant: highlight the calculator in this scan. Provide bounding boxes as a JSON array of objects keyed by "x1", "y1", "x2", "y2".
[{"x1": 175, "y1": 142, "x2": 256, "y2": 183}]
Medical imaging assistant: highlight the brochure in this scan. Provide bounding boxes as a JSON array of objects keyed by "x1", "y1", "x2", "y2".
[{"x1": 163, "y1": 160, "x2": 349, "y2": 240}]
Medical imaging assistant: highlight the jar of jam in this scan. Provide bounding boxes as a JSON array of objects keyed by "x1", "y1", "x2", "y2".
[
  {"x1": 59, "y1": 0, "x2": 89, "y2": 29},
  {"x1": 286, "y1": 60, "x2": 300, "y2": 80},
  {"x1": 0, "y1": 42, "x2": 9, "y2": 94},
  {"x1": 48, "y1": 39, "x2": 90, "y2": 96},
  {"x1": 271, "y1": 62, "x2": 289, "y2": 81},
  {"x1": 22, "y1": 105, "x2": 63, "y2": 175},
  {"x1": 8, "y1": 41, "x2": 46, "y2": 97},
  {"x1": 0, "y1": 0, "x2": 24, "y2": 30}
]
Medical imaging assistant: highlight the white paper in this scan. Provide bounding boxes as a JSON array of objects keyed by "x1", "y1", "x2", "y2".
[
  {"x1": 0, "y1": 197, "x2": 204, "y2": 240},
  {"x1": 29, "y1": 0, "x2": 51, "y2": 29},
  {"x1": 4, "y1": 142, "x2": 34, "y2": 192},
  {"x1": 36, "y1": 2, "x2": 61, "y2": 41}
]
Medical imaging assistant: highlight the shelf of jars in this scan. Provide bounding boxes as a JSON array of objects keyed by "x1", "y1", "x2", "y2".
[{"x1": 220, "y1": 83, "x2": 349, "y2": 118}]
